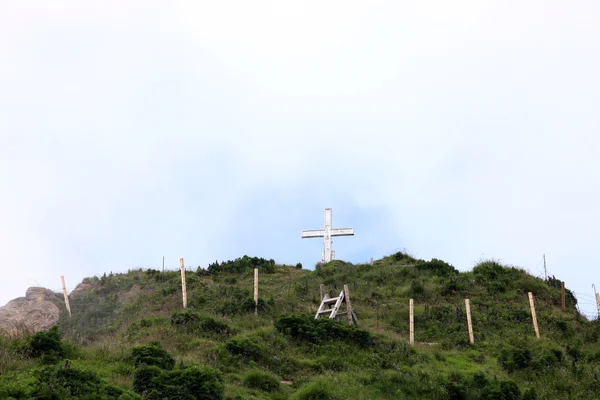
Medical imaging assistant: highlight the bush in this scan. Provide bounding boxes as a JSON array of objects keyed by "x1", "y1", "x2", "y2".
[
  {"x1": 32, "y1": 364, "x2": 140, "y2": 399},
  {"x1": 171, "y1": 311, "x2": 201, "y2": 327},
  {"x1": 291, "y1": 379, "x2": 341, "y2": 400},
  {"x1": 126, "y1": 317, "x2": 165, "y2": 340},
  {"x1": 410, "y1": 280, "x2": 425, "y2": 297},
  {"x1": 225, "y1": 339, "x2": 266, "y2": 362},
  {"x1": 243, "y1": 370, "x2": 281, "y2": 392},
  {"x1": 131, "y1": 342, "x2": 175, "y2": 370},
  {"x1": 218, "y1": 298, "x2": 269, "y2": 316},
  {"x1": 207, "y1": 255, "x2": 276, "y2": 275},
  {"x1": 392, "y1": 251, "x2": 409, "y2": 262},
  {"x1": 499, "y1": 343, "x2": 563, "y2": 373},
  {"x1": 242, "y1": 297, "x2": 268, "y2": 314},
  {"x1": 171, "y1": 311, "x2": 233, "y2": 336},
  {"x1": 481, "y1": 380, "x2": 521, "y2": 400},
  {"x1": 499, "y1": 345, "x2": 533, "y2": 372},
  {"x1": 275, "y1": 314, "x2": 373, "y2": 348},
  {"x1": 133, "y1": 365, "x2": 224, "y2": 400},
  {"x1": 415, "y1": 258, "x2": 458, "y2": 277},
  {"x1": 473, "y1": 261, "x2": 514, "y2": 293},
  {"x1": 20, "y1": 326, "x2": 65, "y2": 364},
  {"x1": 199, "y1": 317, "x2": 231, "y2": 336},
  {"x1": 133, "y1": 365, "x2": 163, "y2": 395},
  {"x1": 296, "y1": 262, "x2": 303, "y2": 269}
]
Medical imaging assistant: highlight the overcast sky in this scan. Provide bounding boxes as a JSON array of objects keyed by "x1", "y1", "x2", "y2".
[{"x1": 1, "y1": 1, "x2": 599, "y2": 318}]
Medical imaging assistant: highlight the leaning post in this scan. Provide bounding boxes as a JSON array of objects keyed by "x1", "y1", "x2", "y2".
[
  {"x1": 60, "y1": 276, "x2": 72, "y2": 318},
  {"x1": 528, "y1": 292, "x2": 540, "y2": 339},
  {"x1": 465, "y1": 299, "x2": 474, "y2": 344}
]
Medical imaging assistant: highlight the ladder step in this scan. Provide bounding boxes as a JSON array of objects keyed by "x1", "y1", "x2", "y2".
[
  {"x1": 317, "y1": 309, "x2": 334, "y2": 315},
  {"x1": 323, "y1": 297, "x2": 340, "y2": 304}
]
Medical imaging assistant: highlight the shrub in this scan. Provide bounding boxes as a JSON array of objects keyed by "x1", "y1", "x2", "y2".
[
  {"x1": 242, "y1": 297, "x2": 268, "y2": 314},
  {"x1": 189, "y1": 296, "x2": 207, "y2": 309},
  {"x1": 171, "y1": 311, "x2": 233, "y2": 336},
  {"x1": 499, "y1": 343, "x2": 563, "y2": 373},
  {"x1": 275, "y1": 314, "x2": 373, "y2": 348},
  {"x1": 146, "y1": 269, "x2": 161, "y2": 278},
  {"x1": 441, "y1": 276, "x2": 467, "y2": 295},
  {"x1": 207, "y1": 255, "x2": 276, "y2": 275},
  {"x1": 499, "y1": 345, "x2": 533, "y2": 372},
  {"x1": 160, "y1": 286, "x2": 177, "y2": 297},
  {"x1": 133, "y1": 365, "x2": 162, "y2": 395},
  {"x1": 20, "y1": 326, "x2": 65, "y2": 364},
  {"x1": 0, "y1": 380, "x2": 30, "y2": 400},
  {"x1": 415, "y1": 258, "x2": 458, "y2": 277},
  {"x1": 126, "y1": 317, "x2": 165, "y2": 340},
  {"x1": 473, "y1": 261, "x2": 513, "y2": 293},
  {"x1": 133, "y1": 365, "x2": 224, "y2": 400},
  {"x1": 225, "y1": 338, "x2": 266, "y2": 362},
  {"x1": 131, "y1": 342, "x2": 175, "y2": 370},
  {"x1": 243, "y1": 370, "x2": 281, "y2": 392},
  {"x1": 224, "y1": 277, "x2": 237, "y2": 285},
  {"x1": 218, "y1": 298, "x2": 269, "y2": 316},
  {"x1": 166, "y1": 366, "x2": 224, "y2": 400},
  {"x1": 410, "y1": 280, "x2": 425, "y2": 297},
  {"x1": 32, "y1": 364, "x2": 140, "y2": 399},
  {"x1": 481, "y1": 380, "x2": 521, "y2": 400},
  {"x1": 217, "y1": 301, "x2": 240, "y2": 317},
  {"x1": 291, "y1": 379, "x2": 341, "y2": 400},
  {"x1": 296, "y1": 262, "x2": 303, "y2": 269},
  {"x1": 171, "y1": 311, "x2": 201, "y2": 327},
  {"x1": 199, "y1": 317, "x2": 231, "y2": 336}
]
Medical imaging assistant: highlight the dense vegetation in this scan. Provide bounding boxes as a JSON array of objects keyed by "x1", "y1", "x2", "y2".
[{"x1": 1, "y1": 252, "x2": 599, "y2": 399}]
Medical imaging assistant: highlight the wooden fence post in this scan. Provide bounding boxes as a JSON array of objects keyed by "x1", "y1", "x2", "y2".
[
  {"x1": 409, "y1": 299, "x2": 414, "y2": 346},
  {"x1": 180, "y1": 258, "x2": 187, "y2": 309},
  {"x1": 561, "y1": 281, "x2": 566, "y2": 309},
  {"x1": 528, "y1": 292, "x2": 540, "y2": 338},
  {"x1": 465, "y1": 299, "x2": 474, "y2": 344},
  {"x1": 60, "y1": 276, "x2": 72, "y2": 318},
  {"x1": 343, "y1": 285, "x2": 353, "y2": 325},
  {"x1": 254, "y1": 268, "x2": 259, "y2": 315}
]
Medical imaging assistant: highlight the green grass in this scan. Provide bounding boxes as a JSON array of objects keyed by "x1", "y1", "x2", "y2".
[{"x1": 1, "y1": 252, "x2": 599, "y2": 399}]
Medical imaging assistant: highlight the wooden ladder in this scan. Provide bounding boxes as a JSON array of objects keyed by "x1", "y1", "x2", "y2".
[{"x1": 315, "y1": 284, "x2": 358, "y2": 326}]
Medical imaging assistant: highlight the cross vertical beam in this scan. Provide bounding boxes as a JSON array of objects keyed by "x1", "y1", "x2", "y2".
[{"x1": 324, "y1": 208, "x2": 332, "y2": 262}]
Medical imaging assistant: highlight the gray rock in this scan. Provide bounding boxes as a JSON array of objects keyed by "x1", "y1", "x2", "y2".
[
  {"x1": 0, "y1": 287, "x2": 61, "y2": 337},
  {"x1": 71, "y1": 282, "x2": 92, "y2": 297}
]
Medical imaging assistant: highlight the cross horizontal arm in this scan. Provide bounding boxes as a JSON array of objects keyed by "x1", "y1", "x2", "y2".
[
  {"x1": 330, "y1": 228, "x2": 354, "y2": 236},
  {"x1": 301, "y1": 230, "x2": 326, "y2": 238}
]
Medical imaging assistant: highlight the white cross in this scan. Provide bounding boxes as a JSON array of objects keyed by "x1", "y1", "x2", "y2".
[{"x1": 301, "y1": 208, "x2": 354, "y2": 263}]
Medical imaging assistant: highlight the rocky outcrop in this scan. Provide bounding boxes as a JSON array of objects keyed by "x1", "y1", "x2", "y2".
[
  {"x1": 0, "y1": 287, "x2": 61, "y2": 337},
  {"x1": 71, "y1": 281, "x2": 92, "y2": 297}
]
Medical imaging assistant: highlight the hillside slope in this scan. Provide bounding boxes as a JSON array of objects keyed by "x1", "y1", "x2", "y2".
[{"x1": 1, "y1": 253, "x2": 599, "y2": 399}]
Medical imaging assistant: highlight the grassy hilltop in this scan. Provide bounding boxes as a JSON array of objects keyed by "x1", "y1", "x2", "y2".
[{"x1": 1, "y1": 252, "x2": 600, "y2": 399}]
